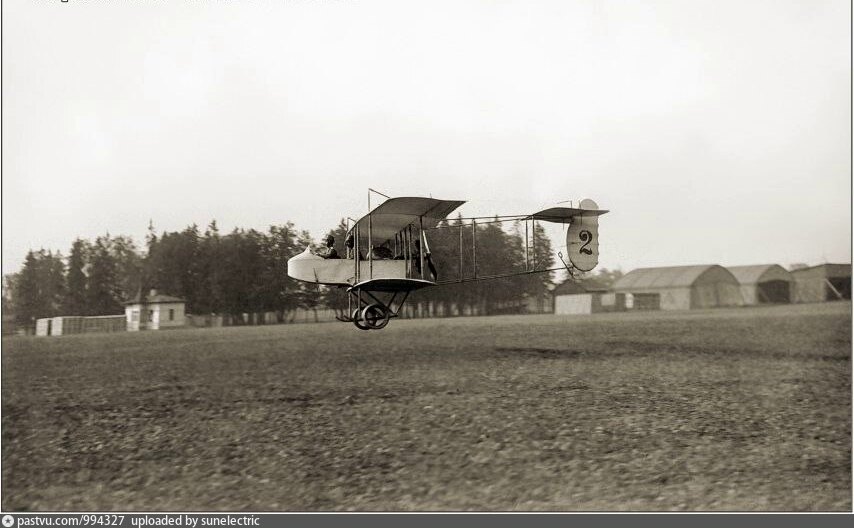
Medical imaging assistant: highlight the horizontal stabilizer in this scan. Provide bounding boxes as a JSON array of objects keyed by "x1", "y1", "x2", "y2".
[{"x1": 532, "y1": 203, "x2": 608, "y2": 224}]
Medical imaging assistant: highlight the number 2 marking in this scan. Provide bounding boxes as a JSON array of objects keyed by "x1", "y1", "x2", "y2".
[{"x1": 579, "y1": 230, "x2": 593, "y2": 255}]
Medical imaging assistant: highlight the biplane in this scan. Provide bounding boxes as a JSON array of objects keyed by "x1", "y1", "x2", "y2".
[{"x1": 287, "y1": 192, "x2": 608, "y2": 330}]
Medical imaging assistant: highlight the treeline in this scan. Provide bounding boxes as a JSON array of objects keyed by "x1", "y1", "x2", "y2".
[
  {"x1": 3, "y1": 221, "x2": 322, "y2": 327},
  {"x1": 3, "y1": 215, "x2": 619, "y2": 328}
]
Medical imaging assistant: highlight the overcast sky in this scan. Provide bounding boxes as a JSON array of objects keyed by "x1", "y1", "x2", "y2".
[{"x1": 2, "y1": 0, "x2": 850, "y2": 275}]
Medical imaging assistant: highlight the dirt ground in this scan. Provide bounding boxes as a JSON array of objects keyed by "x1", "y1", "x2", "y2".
[{"x1": 2, "y1": 302, "x2": 851, "y2": 511}]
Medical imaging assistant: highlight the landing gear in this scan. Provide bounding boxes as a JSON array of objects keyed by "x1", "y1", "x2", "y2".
[
  {"x1": 350, "y1": 304, "x2": 390, "y2": 330},
  {"x1": 360, "y1": 303, "x2": 390, "y2": 330},
  {"x1": 344, "y1": 288, "x2": 410, "y2": 330},
  {"x1": 351, "y1": 308, "x2": 371, "y2": 331}
]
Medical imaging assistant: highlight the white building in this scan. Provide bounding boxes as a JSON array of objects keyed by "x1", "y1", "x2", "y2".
[
  {"x1": 552, "y1": 278, "x2": 626, "y2": 315},
  {"x1": 124, "y1": 290, "x2": 186, "y2": 331}
]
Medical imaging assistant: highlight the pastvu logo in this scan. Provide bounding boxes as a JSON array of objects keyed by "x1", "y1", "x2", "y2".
[{"x1": 2, "y1": 515, "x2": 15, "y2": 528}]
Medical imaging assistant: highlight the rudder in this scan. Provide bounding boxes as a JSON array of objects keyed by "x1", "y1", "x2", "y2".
[{"x1": 566, "y1": 198, "x2": 601, "y2": 272}]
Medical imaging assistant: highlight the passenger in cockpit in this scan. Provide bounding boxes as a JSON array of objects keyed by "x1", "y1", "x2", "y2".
[
  {"x1": 318, "y1": 235, "x2": 340, "y2": 259},
  {"x1": 345, "y1": 233, "x2": 363, "y2": 260},
  {"x1": 371, "y1": 244, "x2": 394, "y2": 260}
]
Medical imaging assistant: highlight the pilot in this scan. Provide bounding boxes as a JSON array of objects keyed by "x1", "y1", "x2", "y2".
[
  {"x1": 318, "y1": 235, "x2": 340, "y2": 259},
  {"x1": 345, "y1": 233, "x2": 354, "y2": 251}
]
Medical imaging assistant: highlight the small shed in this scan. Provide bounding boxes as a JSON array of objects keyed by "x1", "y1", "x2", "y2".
[
  {"x1": 614, "y1": 265, "x2": 744, "y2": 311},
  {"x1": 552, "y1": 278, "x2": 624, "y2": 315},
  {"x1": 124, "y1": 290, "x2": 186, "y2": 331},
  {"x1": 791, "y1": 264, "x2": 852, "y2": 303},
  {"x1": 35, "y1": 318, "x2": 52, "y2": 337},
  {"x1": 555, "y1": 292, "x2": 595, "y2": 315},
  {"x1": 727, "y1": 264, "x2": 793, "y2": 304}
]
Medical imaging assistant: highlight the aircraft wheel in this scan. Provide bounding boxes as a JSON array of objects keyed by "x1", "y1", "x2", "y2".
[
  {"x1": 360, "y1": 303, "x2": 390, "y2": 330},
  {"x1": 352, "y1": 308, "x2": 370, "y2": 331}
]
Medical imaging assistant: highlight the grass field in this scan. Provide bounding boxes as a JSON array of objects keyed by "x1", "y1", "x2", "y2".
[{"x1": 2, "y1": 302, "x2": 851, "y2": 511}]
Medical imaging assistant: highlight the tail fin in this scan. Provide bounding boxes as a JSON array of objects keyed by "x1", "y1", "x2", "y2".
[{"x1": 566, "y1": 198, "x2": 601, "y2": 272}]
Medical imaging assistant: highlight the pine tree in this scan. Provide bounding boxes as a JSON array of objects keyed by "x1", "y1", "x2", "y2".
[
  {"x1": 65, "y1": 238, "x2": 89, "y2": 314},
  {"x1": 111, "y1": 235, "x2": 143, "y2": 303},
  {"x1": 523, "y1": 221, "x2": 554, "y2": 312},
  {"x1": 41, "y1": 250, "x2": 66, "y2": 316},
  {"x1": 145, "y1": 226, "x2": 202, "y2": 310},
  {"x1": 9, "y1": 249, "x2": 66, "y2": 326},
  {"x1": 263, "y1": 222, "x2": 309, "y2": 321},
  {"x1": 196, "y1": 220, "x2": 222, "y2": 315},
  {"x1": 13, "y1": 251, "x2": 41, "y2": 327},
  {"x1": 85, "y1": 236, "x2": 122, "y2": 315}
]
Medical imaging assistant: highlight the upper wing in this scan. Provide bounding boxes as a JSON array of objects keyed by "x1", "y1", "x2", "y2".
[{"x1": 348, "y1": 197, "x2": 465, "y2": 245}]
